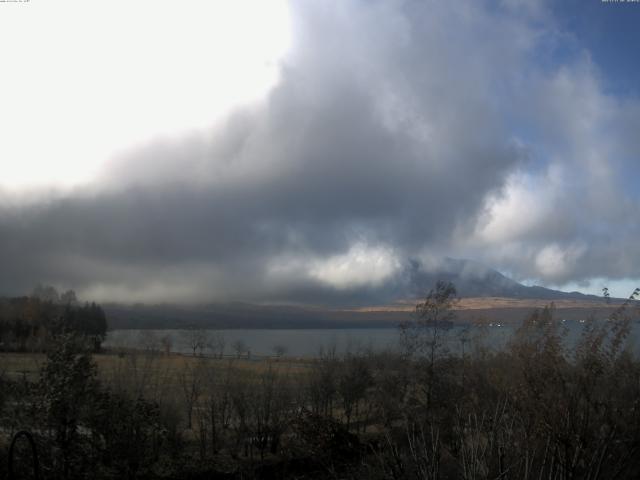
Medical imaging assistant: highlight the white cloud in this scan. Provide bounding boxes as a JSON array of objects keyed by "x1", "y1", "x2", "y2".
[
  {"x1": 309, "y1": 243, "x2": 401, "y2": 290},
  {"x1": 473, "y1": 166, "x2": 563, "y2": 245},
  {"x1": 534, "y1": 243, "x2": 586, "y2": 279},
  {"x1": 0, "y1": 0, "x2": 291, "y2": 191}
]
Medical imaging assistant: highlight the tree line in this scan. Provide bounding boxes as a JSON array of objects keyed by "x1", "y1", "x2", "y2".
[{"x1": 0, "y1": 285, "x2": 107, "y2": 352}]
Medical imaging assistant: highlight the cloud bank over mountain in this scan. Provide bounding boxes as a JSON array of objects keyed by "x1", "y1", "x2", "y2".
[{"x1": 1, "y1": 0, "x2": 639, "y2": 303}]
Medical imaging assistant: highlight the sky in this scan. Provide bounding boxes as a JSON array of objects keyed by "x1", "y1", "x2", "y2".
[{"x1": 0, "y1": 0, "x2": 639, "y2": 304}]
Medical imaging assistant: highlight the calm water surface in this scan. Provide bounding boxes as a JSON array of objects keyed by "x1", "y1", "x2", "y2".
[
  {"x1": 105, "y1": 328, "x2": 406, "y2": 357},
  {"x1": 105, "y1": 322, "x2": 640, "y2": 357},
  {"x1": 104, "y1": 321, "x2": 640, "y2": 358}
]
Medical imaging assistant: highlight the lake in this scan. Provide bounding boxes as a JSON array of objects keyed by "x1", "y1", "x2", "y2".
[
  {"x1": 103, "y1": 320, "x2": 637, "y2": 358},
  {"x1": 106, "y1": 328, "x2": 407, "y2": 357}
]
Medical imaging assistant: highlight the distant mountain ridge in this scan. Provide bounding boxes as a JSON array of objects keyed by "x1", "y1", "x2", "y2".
[
  {"x1": 407, "y1": 257, "x2": 602, "y2": 301},
  {"x1": 103, "y1": 258, "x2": 612, "y2": 329}
]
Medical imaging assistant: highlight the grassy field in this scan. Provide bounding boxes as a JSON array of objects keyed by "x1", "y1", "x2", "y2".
[
  {"x1": 0, "y1": 350, "x2": 313, "y2": 386},
  {"x1": 0, "y1": 352, "x2": 45, "y2": 382}
]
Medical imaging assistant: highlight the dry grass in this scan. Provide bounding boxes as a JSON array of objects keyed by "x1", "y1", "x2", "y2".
[
  {"x1": 0, "y1": 352, "x2": 45, "y2": 381},
  {"x1": 0, "y1": 350, "x2": 312, "y2": 386},
  {"x1": 348, "y1": 296, "x2": 616, "y2": 312}
]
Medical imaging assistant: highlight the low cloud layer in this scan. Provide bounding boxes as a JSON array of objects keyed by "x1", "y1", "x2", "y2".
[{"x1": 1, "y1": 0, "x2": 639, "y2": 303}]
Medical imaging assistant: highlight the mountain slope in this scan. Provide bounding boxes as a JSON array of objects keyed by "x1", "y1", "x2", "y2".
[
  {"x1": 407, "y1": 258, "x2": 601, "y2": 301},
  {"x1": 103, "y1": 258, "x2": 614, "y2": 329}
]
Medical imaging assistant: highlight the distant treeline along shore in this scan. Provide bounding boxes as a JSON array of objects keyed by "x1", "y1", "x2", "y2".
[{"x1": 0, "y1": 285, "x2": 107, "y2": 353}]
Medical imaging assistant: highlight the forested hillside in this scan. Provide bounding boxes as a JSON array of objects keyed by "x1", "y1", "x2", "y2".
[{"x1": 0, "y1": 286, "x2": 107, "y2": 352}]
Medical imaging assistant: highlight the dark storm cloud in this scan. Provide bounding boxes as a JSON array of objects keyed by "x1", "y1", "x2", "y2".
[{"x1": 1, "y1": 0, "x2": 639, "y2": 302}]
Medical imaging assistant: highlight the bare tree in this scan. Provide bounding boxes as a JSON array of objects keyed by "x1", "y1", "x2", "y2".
[
  {"x1": 250, "y1": 366, "x2": 294, "y2": 458},
  {"x1": 206, "y1": 331, "x2": 226, "y2": 359},
  {"x1": 177, "y1": 359, "x2": 206, "y2": 429},
  {"x1": 399, "y1": 280, "x2": 457, "y2": 360},
  {"x1": 182, "y1": 328, "x2": 209, "y2": 357},
  {"x1": 199, "y1": 360, "x2": 235, "y2": 456},
  {"x1": 399, "y1": 281, "x2": 457, "y2": 411},
  {"x1": 232, "y1": 339, "x2": 247, "y2": 359},
  {"x1": 307, "y1": 345, "x2": 338, "y2": 417},
  {"x1": 138, "y1": 330, "x2": 160, "y2": 353},
  {"x1": 337, "y1": 354, "x2": 373, "y2": 431}
]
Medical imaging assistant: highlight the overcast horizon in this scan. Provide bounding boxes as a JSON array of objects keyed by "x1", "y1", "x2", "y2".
[{"x1": 1, "y1": 0, "x2": 640, "y2": 304}]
